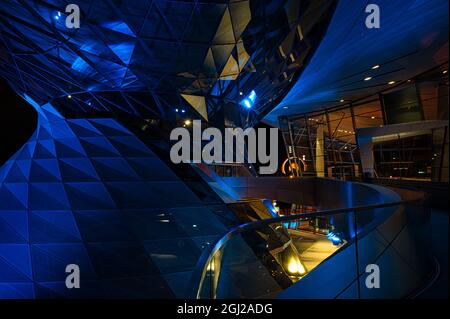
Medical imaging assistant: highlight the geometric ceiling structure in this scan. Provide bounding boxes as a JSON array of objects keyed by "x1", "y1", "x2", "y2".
[
  {"x1": 0, "y1": 0, "x2": 337, "y2": 128},
  {"x1": 0, "y1": 1, "x2": 337, "y2": 298},
  {"x1": 266, "y1": 0, "x2": 449, "y2": 124}
]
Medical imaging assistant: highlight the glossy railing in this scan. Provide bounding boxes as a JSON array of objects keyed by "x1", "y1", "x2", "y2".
[{"x1": 189, "y1": 193, "x2": 434, "y2": 299}]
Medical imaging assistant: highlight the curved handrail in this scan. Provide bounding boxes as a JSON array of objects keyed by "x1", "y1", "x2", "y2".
[{"x1": 188, "y1": 197, "x2": 426, "y2": 299}]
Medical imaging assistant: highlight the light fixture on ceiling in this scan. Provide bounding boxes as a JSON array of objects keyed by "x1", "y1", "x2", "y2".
[
  {"x1": 364, "y1": 76, "x2": 372, "y2": 81},
  {"x1": 67, "y1": 95, "x2": 72, "y2": 99},
  {"x1": 184, "y1": 120, "x2": 191, "y2": 126},
  {"x1": 340, "y1": 99, "x2": 344, "y2": 103},
  {"x1": 443, "y1": 70, "x2": 448, "y2": 74},
  {"x1": 372, "y1": 65, "x2": 380, "y2": 70},
  {"x1": 283, "y1": 106, "x2": 289, "y2": 109},
  {"x1": 239, "y1": 91, "x2": 243, "y2": 96},
  {"x1": 240, "y1": 90, "x2": 257, "y2": 109},
  {"x1": 388, "y1": 81, "x2": 396, "y2": 85},
  {"x1": 371, "y1": 116, "x2": 375, "y2": 119}
]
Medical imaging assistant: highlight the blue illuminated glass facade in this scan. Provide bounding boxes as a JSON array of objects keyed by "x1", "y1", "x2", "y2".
[
  {"x1": 0, "y1": 0, "x2": 336, "y2": 127},
  {"x1": 0, "y1": 0, "x2": 337, "y2": 298},
  {"x1": 0, "y1": 100, "x2": 233, "y2": 298}
]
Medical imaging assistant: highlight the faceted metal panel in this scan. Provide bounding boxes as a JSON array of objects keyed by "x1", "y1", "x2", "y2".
[
  {"x1": 0, "y1": 0, "x2": 336, "y2": 127},
  {"x1": 0, "y1": 99, "x2": 231, "y2": 298}
]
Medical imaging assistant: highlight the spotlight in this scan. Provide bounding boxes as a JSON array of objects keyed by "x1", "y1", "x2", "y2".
[
  {"x1": 364, "y1": 76, "x2": 372, "y2": 81},
  {"x1": 240, "y1": 90, "x2": 257, "y2": 109},
  {"x1": 371, "y1": 65, "x2": 380, "y2": 69}
]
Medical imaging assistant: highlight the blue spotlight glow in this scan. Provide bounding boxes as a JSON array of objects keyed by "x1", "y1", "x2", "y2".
[
  {"x1": 248, "y1": 90, "x2": 256, "y2": 103},
  {"x1": 327, "y1": 232, "x2": 342, "y2": 245},
  {"x1": 240, "y1": 90, "x2": 257, "y2": 109}
]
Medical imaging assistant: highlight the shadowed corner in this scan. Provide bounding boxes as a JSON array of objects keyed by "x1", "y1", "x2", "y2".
[{"x1": 0, "y1": 79, "x2": 38, "y2": 166}]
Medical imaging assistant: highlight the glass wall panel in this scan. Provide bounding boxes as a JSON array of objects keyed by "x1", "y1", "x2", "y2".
[
  {"x1": 306, "y1": 113, "x2": 328, "y2": 177},
  {"x1": 353, "y1": 100, "x2": 383, "y2": 129},
  {"x1": 373, "y1": 134, "x2": 433, "y2": 180},
  {"x1": 418, "y1": 81, "x2": 439, "y2": 120},
  {"x1": 382, "y1": 85, "x2": 423, "y2": 124},
  {"x1": 327, "y1": 107, "x2": 358, "y2": 178}
]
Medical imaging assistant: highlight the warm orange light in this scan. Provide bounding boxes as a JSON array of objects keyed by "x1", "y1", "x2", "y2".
[{"x1": 287, "y1": 257, "x2": 306, "y2": 276}]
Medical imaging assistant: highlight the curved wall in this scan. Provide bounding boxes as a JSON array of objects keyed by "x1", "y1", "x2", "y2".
[
  {"x1": 220, "y1": 176, "x2": 433, "y2": 298},
  {"x1": 0, "y1": 98, "x2": 234, "y2": 298}
]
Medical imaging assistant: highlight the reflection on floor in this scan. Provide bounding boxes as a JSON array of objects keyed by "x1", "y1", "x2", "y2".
[
  {"x1": 289, "y1": 229, "x2": 345, "y2": 273},
  {"x1": 418, "y1": 209, "x2": 449, "y2": 299}
]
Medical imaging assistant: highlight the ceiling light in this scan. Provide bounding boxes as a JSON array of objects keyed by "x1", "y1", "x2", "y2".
[
  {"x1": 443, "y1": 70, "x2": 448, "y2": 74},
  {"x1": 239, "y1": 91, "x2": 243, "y2": 96},
  {"x1": 67, "y1": 95, "x2": 72, "y2": 99},
  {"x1": 364, "y1": 76, "x2": 372, "y2": 81},
  {"x1": 340, "y1": 99, "x2": 344, "y2": 103},
  {"x1": 283, "y1": 106, "x2": 289, "y2": 109},
  {"x1": 388, "y1": 81, "x2": 395, "y2": 85},
  {"x1": 184, "y1": 120, "x2": 191, "y2": 126},
  {"x1": 240, "y1": 90, "x2": 257, "y2": 109},
  {"x1": 371, "y1": 65, "x2": 380, "y2": 69},
  {"x1": 371, "y1": 116, "x2": 375, "y2": 119}
]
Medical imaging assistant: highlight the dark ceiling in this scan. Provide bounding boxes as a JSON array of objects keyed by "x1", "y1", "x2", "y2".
[{"x1": 265, "y1": 0, "x2": 449, "y2": 125}]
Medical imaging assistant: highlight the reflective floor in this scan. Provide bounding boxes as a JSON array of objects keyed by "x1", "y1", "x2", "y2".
[
  {"x1": 290, "y1": 230, "x2": 345, "y2": 275},
  {"x1": 418, "y1": 209, "x2": 449, "y2": 299}
]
